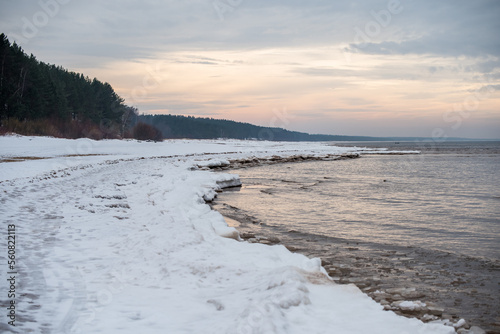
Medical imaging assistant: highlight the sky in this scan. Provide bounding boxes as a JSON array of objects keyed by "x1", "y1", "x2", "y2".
[{"x1": 1, "y1": 0, "x2": 499, "y2": 139}]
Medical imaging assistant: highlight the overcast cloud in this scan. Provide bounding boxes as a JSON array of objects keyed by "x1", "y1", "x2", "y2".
[{"x1": 1, "y1": 0, "x2": 499, "y2": 138}]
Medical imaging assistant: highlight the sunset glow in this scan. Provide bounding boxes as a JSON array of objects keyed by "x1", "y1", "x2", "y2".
[{"x1": 1, "y1": 0, "x2": 499, "y2": 138}]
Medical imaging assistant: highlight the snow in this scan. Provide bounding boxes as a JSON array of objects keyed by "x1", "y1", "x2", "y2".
[
  {"x1": 395, "y1": 301, "x2": 427, "y2": 311},
  {"x1": 196, "y1": 158, "x2": 231, "y2": 169},
  {"x1": 0, "y1": 136, "x2": 452, "y2": 334},
  {"x1": 454, "y1": 319, "x2": 467, "y2": 329}
]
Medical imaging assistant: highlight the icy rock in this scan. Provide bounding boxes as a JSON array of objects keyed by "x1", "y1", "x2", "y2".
[
  {"x1": 197, "y1": 159, "x2": 230, "y2": 169},
  {"x1": 212, "y1": 220, "x2": 240, "y2": 240},
  {"x1": 392, "y1": 300, "x2": 427, "y2": 313},
  {"x1": 203, "y1": 192, "x2": 217, "y2": 202},
  {"x1": 216, "y1": 177, "x2": 242, "y2": 189},
  {"x1": 386, "y1": 287, "x2": 425, "y2": 299},
  {"x1": 453, "y1": 319, "x2": 467, "y2": 329},
  {"x1": 422, "y1": 314, "x2": 439, "y2": 322},
  {"x1": 427, "y1": 305, "x2": 445, "y2": 316}
]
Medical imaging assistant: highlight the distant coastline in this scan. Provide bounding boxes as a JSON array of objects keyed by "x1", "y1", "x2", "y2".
[{"x1": 137, "y1": 114, "x2": 494, "y2": 142}]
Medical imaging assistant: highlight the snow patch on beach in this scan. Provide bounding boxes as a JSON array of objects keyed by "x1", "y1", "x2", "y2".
[{"x1": 0, "y1": 136, "x2": 452, "y2": 333}]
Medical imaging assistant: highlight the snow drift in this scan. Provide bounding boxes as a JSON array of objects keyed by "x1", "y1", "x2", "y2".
[{"x1": 0, "y1": 136, "x2": 453, "y2": 334}]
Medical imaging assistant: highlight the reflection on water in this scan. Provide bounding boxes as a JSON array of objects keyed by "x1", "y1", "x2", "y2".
[{"x1": 220, "y1": 154, "x2": 500, "y2": 260}]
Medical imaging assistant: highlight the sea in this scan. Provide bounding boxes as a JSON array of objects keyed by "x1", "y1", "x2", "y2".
[{"x1": 213, "y1": 140, "x2": 500, "y2": 332}]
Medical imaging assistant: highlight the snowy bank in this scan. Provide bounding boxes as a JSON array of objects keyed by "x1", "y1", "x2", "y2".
[{"x1": 0, "y1": 136, "x2": 453, "y2": 333}]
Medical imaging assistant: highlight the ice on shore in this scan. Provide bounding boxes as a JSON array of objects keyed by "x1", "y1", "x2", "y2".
[{"x1": 0, "y1": 136, "x2": 454, "y2": 334}]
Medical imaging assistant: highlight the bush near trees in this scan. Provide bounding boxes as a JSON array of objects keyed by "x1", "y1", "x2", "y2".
[{"x1": 132, "y1": 122, "x2": 163, "y2": 141}]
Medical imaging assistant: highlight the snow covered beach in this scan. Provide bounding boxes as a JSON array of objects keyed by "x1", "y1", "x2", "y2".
[{"x1": 0, "y1": 136, "x2": 456, "y2": 334}]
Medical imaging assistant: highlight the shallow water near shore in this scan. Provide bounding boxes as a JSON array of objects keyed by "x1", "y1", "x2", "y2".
[{"x1": 213, "y1": 141, "x2": 500, "y2": 332}]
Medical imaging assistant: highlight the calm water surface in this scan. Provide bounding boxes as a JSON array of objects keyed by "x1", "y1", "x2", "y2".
[
  {"x1": 222, "y1": 141, "x2": 500, "y2": 260},
  {"x1": 215, "y1": 141, "x2": 500, "y2": 331}
]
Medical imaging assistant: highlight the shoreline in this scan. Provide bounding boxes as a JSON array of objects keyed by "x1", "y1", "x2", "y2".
[
  {"x1": 208, "y1": 155, "x2": 496, "y2": 334},
  {"x1": 198, "y1": 152, "x2": 362, "y2": 171},
  {"x1": 0, "y1": 137, "x2": 470, "y2": 333}
]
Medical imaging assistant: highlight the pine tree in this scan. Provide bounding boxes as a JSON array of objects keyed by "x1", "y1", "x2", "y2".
[{"x1": 0, "y1": 33, "x2": 134, "y2": 138}]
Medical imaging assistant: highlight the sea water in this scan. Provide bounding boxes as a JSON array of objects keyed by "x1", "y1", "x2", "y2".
[{"x1": 214, "y1": 141, "x2": 500, "y2": 331}]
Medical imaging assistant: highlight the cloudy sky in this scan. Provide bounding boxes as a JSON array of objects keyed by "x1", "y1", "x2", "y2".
[{"x1": 1, "y1": 0, "x2": 499, "y2": 138}]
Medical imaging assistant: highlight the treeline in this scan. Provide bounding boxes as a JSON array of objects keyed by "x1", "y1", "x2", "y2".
[
  {"x1": 139, "y1": 114, "x2": 378, "y2": 141},
  {"x1": 0, "y1": 33, "x2": 138, "y2": 139}
]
